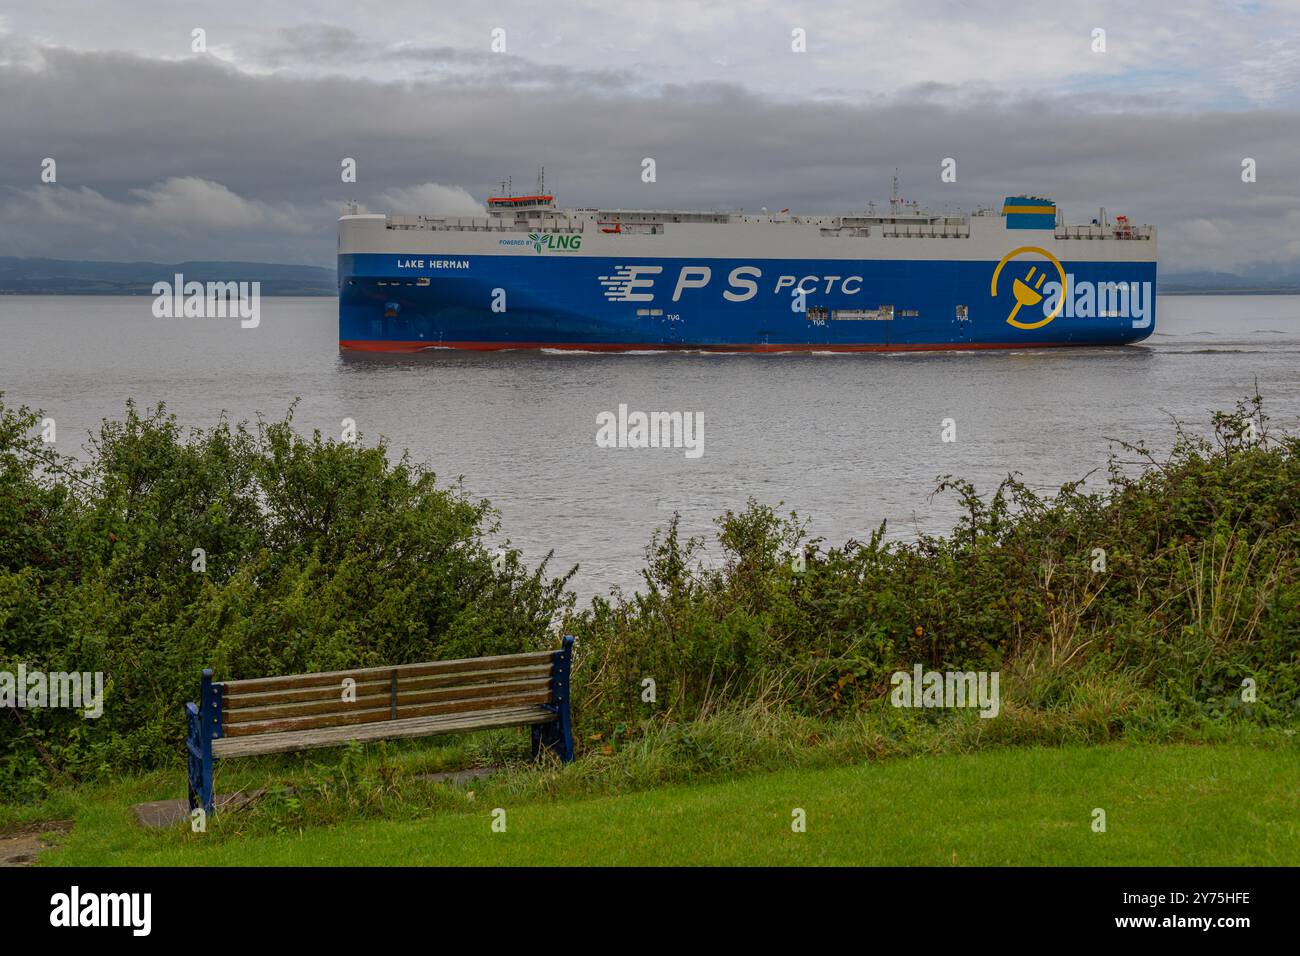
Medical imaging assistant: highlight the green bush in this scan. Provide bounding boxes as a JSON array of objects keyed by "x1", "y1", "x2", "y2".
[
  {"x1": 0, "y1": 398, "x2": 573, "y2": 799},
  {"x1": 566, "y1": 393, "x2": 1300, "y2": 736}
]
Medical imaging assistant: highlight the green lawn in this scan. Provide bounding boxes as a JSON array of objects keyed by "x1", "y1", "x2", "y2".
[{"x1": 39, "y1": 742, "x2": 1300, "y2": 866}]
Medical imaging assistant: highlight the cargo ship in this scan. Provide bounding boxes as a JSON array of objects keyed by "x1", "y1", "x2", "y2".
[{"x1": 338, "y1": 180, "x2": 1156, "y2": 352}]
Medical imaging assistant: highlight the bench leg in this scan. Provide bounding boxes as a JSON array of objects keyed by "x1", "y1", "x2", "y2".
[
  {"x1": 185, "y1": 668, "x2": 219, "y2": 816},
  {"x1": 185, "y1": 702, "x2": 213, "y2": 816},
  {"x1": 531, "y1": 719, "x2": 574, "y2": 764},
  {"x1": 532, "y1": 636, "x2": 575, "y2": 764}
]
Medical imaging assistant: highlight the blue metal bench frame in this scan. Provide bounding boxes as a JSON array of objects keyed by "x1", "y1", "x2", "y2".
[
  {"x1": 186, "y1": 636, "x2": 575, "y2": 816},
  {"x1": 530, "y1": 635, "x2": 576, "y2": 767}
]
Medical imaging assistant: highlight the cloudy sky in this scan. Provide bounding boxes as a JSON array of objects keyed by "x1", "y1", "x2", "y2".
[{"x1": 2, "y1": 1, "x2": 1298, "y2": 271}]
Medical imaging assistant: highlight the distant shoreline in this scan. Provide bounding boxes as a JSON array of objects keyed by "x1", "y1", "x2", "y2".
[{"x1": 1158, "y1": 289, "x2": 1300, "y2": 296}]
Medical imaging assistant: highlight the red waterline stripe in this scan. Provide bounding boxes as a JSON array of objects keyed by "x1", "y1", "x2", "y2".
[{"x1": 339, "y1": 340, "x2": 1085, "y2": 354}]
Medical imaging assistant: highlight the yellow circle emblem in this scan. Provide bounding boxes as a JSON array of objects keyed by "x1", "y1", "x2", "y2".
[{"x1": 990, "y1": 246, "x2": 1068, "y2": 330}]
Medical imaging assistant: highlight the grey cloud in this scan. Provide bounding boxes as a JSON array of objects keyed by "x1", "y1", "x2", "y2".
[
  {"x1": 255, "y1": 24, "x2": 639, "y2": 91},
  {"x1": 0, "y1": 40, "x2": 1296, "y2": 270}
]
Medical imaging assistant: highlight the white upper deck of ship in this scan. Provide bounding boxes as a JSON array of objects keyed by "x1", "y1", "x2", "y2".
[{"x1": 372, "y1": 190, "x2": 1153, "y2": 243}]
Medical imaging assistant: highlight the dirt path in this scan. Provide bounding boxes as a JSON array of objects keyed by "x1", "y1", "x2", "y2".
[{"x1": 0, "y1": 820, "x2": 73, "y2": 866}]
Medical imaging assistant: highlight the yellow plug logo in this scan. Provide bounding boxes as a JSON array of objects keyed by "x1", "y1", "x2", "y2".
[{"x1": 991, "y1": 246, "x2": 1067, "y2": 330}]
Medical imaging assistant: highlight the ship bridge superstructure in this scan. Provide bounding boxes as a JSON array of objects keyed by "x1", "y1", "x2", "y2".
[{"x1": 385, "y1": 187, "x2": 1153, "y2": 243}]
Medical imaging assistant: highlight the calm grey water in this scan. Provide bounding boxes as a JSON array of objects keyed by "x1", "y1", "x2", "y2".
[{"x1": 2, "y1": 295, "x2": 1298, "y2": 600}]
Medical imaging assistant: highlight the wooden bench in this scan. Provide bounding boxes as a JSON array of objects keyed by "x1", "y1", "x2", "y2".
[{"x1": 185, "y1": 637, "x2": 574, "y2": 815}]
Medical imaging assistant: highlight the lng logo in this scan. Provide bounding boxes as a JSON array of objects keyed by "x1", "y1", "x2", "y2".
[
  {"x1": 527, "y1": 232, "x2": 582, "y2": 253},
  {"x1": 991, "y1": 246, "x2": 1067, "y2": 330},
  {"x1": 992, "y1": 246, "x2": 1155, "y2": 330}
]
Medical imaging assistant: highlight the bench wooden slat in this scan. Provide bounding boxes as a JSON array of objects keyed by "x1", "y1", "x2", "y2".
[
  {"x1": 224, "y1": 676, "x2": 554, "y2": 724},
  {"x1": 186, "y1": 638, "x2": 575, "y2": 816},
  {"x1": 212, "y1": 704, "x2": 556, "y2": 758},
  {"x1": 222, "y1": 663, "x2": 554, "y2": 708},
  {"x1": 220, "y1": 649, "x2": 555, "y2": 694},
  {"x1": 222, "y1": 686, "x2": 553, "y2": 737}
]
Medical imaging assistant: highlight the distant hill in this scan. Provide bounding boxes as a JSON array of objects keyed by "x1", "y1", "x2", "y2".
[
  {"x1": 1158, "y1": 268, "x2": 1300, "y2": 295},
  {"x1": 0, "y1": 258, "x2": 334, "y2": 296}
]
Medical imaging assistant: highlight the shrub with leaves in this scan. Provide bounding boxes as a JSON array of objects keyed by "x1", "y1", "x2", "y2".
[
  {"x1": 567, "y1": 393, "x2": 1300, "y2": 737},
  {"x1": 0, "y1": 397, "x2": 573, "y2": 799}
]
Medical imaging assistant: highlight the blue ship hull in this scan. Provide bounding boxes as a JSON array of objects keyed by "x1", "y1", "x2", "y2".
[{"x1": 338, "y1": 253, "x2": 1156, "y2": 352}]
